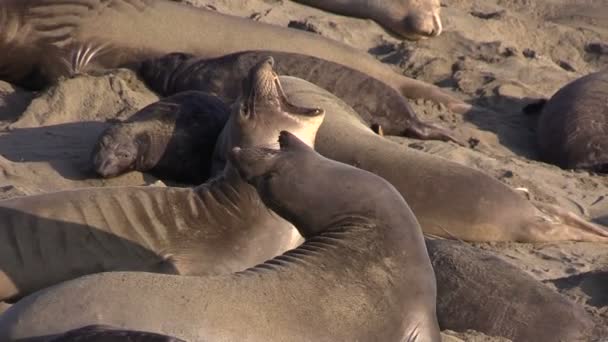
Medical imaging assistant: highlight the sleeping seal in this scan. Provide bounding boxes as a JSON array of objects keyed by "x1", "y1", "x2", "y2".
[
  {"x1": 201, "y1": 59, "x2": 608, "y2": 242},
  {"x1": 0, "y1": 131, "x2": 441, "y2": 342},
  {"x1": 138, "y1": 51, "x2": 461, "y2": 144},
  {"x1": 91, "y1": 90, "x2": 230, "y2": 184},
  {"x1": 0, "y1": 59, "x2": 322, "y2": 301},
  {"x1": 294, "y1": 0, "x2": 442, "y2": 39},
  {"x1": 534, "y1": 70, "x2": 608, "y2": 172},
  {"x1": 0, "y1": 0, "x2": 469, "y2": 113}
]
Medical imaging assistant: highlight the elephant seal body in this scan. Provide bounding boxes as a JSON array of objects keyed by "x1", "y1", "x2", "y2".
[
  {"x1": 427, "y1": 239, "x2": 597, "y2": 341},
  {"x1": 91, "y1": 90, "x2": 229, "y2": 184},
  {"x1": 294, "y1": 0, "x2": 442, "y2": 39},
  {"x1": 0, "y1": 59, "x2": 327, "y2": 302},
  {"x1": 0, "y1": 0, "x2": 469, "y2": 113},
  {"x1": 138, "y1": 51, "x2": 460, "y2": 144},
  {"x1": 537, "y1": 70, "x2": 608, "y2": 172},
  {"x1": 0, "y1": 132, "x2": 440, "y2": 342},
  {"x1": 250, "y1": 72, "x2": 607, "y2": 242}
]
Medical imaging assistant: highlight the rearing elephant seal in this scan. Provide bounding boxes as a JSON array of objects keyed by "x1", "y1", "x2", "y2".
[
  {"x1": 535, "y1": 70, "x2": 608, "y2": 172},
  {"x1": 205, "y1": 60, "x2": 608, "y2": 242},
  {"x1": 0, "y1": 59, "x2": 325, "y2": 302},
  {"x1": 294, "y1": 0, "x2": 442, "y2": 39},
  {"x1": 138, "y1": 51, "x2": 461, "y2": 143},
  {"x1": 0, "y1": 0, "x2": 469, "y2": 113},
  {"x1": 91, "y1": 90, "x2": 230, "y2": 184},
  {"x1": 0, "y1": 132, "x2": 441, "y2": 342}
]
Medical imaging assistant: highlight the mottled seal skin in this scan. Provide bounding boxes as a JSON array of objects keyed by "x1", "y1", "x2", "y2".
[
  {"x1": 294, "y1": 0, "x2": 442, "y2": 40},
  {"x1": 536, "y1": 70, "x2": 608, "y2": 172},
  {"x1": 259, "y1": 72, "x2": 607, "y2": 242},
  {"x1": 0, "y1": 132, "x2": 440, "y2": 342},
  {"x1": 138, "y1": 51, "x2": 461, "y2": 144},
  {"x1": 0, "y1": 60, "x2": 329, "y2": 302},
  {"x1": 0, "y1": 0, "x2": 470, "y2": 113},
  {"x1": 91, "y1": 90, "x2": 229, "y2": 184},
  {"x1": 427, "y1": 239, "x2": 597, "y2": 342},
  {"x1": 39, "y1": 325, "x2": 186, "y2": 342}
]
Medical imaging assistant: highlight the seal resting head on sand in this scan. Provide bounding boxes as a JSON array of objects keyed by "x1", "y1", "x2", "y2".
[
  {"x1": 0, "y1": 132, "x2": 440, "y2": 342},
  {"x1": 532, "y1": 70, "x2": 608, "y2": 172},
  {"x1": 91, "y1": 90, "x2": 229, "y2": 184},
  {"x1": 293, "y1": 0, "x2": 442, "y2": 40}
]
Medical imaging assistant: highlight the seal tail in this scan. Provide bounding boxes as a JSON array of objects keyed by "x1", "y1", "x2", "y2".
[{"x1": 523, "y1": 201, "x2": 608, "y2": 242}]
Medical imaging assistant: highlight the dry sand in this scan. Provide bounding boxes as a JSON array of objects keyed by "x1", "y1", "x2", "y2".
[{"x1": 0, "y1": 0, "x2": 607, "y2": 341}]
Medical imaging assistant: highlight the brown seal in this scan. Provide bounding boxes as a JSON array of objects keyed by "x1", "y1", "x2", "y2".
[
  {"x1": 0, "y1": 132, "x2": 441, "y2": 342},
  {"x1": 293, "y1": 0, "x2": 442, "y2": 40},
  {"x1": 91, "y1": 90, "x2": 230, "y2": 184},
  {"x1": 0, "y1": 0, "x2": 469, "y2": 113},
  {"x1": 138, "y1": 51, "x2": 461, "y2": 144},
  {"x1": 534, "y1": 70, "x2": 608, "y2": 172}
]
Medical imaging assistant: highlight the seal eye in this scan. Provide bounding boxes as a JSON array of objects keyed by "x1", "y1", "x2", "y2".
[{"x1": 117, "y1": 152, "x2": 131, "y2": 159}]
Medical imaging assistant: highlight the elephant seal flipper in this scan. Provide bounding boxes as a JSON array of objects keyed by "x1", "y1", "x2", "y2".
[
  {"x1": 0, "y1": 132, "x2": 440, "y2": 342},
  {"x1": 293, "y1": 0, "x2": 442, "y2": 40},
  {"x1": 138, "y1": 51, "x2": 462, "y2": 145},
  {"x1": 536, "y1": 70, "x2": 608, "y2": 172},
  {"x1": 0, "y1": 0, "x2": 469, "y2": 113}
]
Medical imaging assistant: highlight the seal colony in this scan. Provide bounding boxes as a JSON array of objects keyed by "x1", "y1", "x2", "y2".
[
  {"x1": 0, "y1": 0, "x2": 470, "y2": 114},
  {"x1": 0, "y1": 132, "x2": 441, "y2": 342}
]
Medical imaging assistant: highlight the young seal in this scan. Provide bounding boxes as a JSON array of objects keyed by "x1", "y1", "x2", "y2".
[
  {"x1": 427, "y1": 239, "x2": 597, "y2": 342},
  {"x1": 0, "y1": 131, "x2": 441, "y2": 342},
  {"x1": 205, "y1": 59, "x2": 608, "y2": 242},
  {"x1": 91, "y1": 90, "x2": 230, "y2": 184},
  {"x1": 533, "y1": 70, "x2": 608, "y2": 172},
  {"x1": 293, "y1": 0, "x2": 442, "y2": 40},
  {"x1": 138, "y1": 51, "x2": 461, "y2": 144},
  {"x1": 0, "y1": 0, "x2": 469, "y2": 114},
  {"x1": 0, "y1": 59, "x2": 323, "y2": 302}
]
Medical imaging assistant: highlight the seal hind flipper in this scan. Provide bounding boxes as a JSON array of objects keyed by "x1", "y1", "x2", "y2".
[{"x1": 525, "y1": 201, "x2": 608, "y2": 242}]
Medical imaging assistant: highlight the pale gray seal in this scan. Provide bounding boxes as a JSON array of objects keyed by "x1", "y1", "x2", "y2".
[
  {"x1": 0, "y1": 59, "x2": 323, "y2": 302},
  {"x1": 91, "y1": 90, "x2": 230, "y2": 184},
  {"x1": 138, "y1": 51, "x2": 461, "y2": 144},
  {"x1": 0, "y1": 131, "x2": 441, "y2": 342},
  {"x1": 534, "y1": 70, "x2": 608, "y2": 172},
  {"x1": 0, "y1": 0, "x2": 469, "y2": 113},
  {"x1": 194, "y1": 58, "x2": 608, "y2": 242},
  {"x1": 294, "y1": 0, "x2": 442, "y2": 40}
]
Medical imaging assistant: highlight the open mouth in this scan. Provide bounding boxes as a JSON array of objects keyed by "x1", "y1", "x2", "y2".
[{"x1": 244, "y1": 57, "x2": 323, "y2": 120}]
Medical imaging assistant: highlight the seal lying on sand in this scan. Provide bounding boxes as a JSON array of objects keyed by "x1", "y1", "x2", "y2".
[
  {"x1": 0, "y1": 59, "x2": 322, "y2": 301},
  {"x1": 0, "y1": 0, "x2": 469, "y2": 113},
  {"x1": 165, "y1": 58, "x2": 607, "y2": 242},
  {"x1": 427, "y1": 239, "x2": 598, "y2": 342},
  {"x1": 0, "y1": 131, "x2": 441, "y2": 342},
  {"x1": 532, "y1": 70, "x2": 608, "y2": 172},
  {"x1": 138, "y1": 51, "x2": 461, "y2": 144},
  {"x1": 294, "y1": 0, "x2": 442, "y2": 40},
  {"x1": 91, "y1": 90, "x2": 229, "y2": 184}
]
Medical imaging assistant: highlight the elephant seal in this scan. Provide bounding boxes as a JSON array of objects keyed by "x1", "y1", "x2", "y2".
[
  {"x1": 0, "y1": 131, "x2": 441, "y2": 342},
  {"x1": 39, "y1": 325, "x2": 186, "y2": 342},
  {"x1": 91, "y1": 90, "x2": 230, "y2": 184},
  {"x1": 534, "y1": 70, "x2": 608, "y2": 172},
  {"x1": 0, "y1": 59, "x2": 323, "y2": 302},
  {"x1": 138, "y1": 51, "x2": 461, "y2": 144},
  {"x1": 427, "y1": 239, "x2": 597, "y2": 341},
  {"x1": 293, "y1": 0, "x2": 442, "y2": 40},
  {"x1": 201, "y1": 59, "x2": 608, "y2": 242},
  {"x1": 0, "y1": 0, "x2": 470, "y2": 114}
]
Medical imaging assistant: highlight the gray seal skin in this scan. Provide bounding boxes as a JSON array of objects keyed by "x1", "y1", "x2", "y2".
[
  {"x1": 138, "y1": 51, "x2": 461, "y2": 144},
  {"x1": 0, "y1": 131, "x2": 441, "y2": 342},
  {"x1": 91, "y1": 90, "x2": 230, "y2": 184},
  {"x1": 205, "y1": 60, "x2": 608, "y2": 242},
  {"x1": 536, "y1": 70, "x2": 608, "y2": 172},
  {"x1": 0, "y1": 59, "x2": 327, "y2": 302},
  {"x1": 293, "y1": 0, "x2": 442, "y2": 40},
  {"x1": 0, "y1": 0, "x2": 470, "y2": 114},
  {"x1": 427, "y1": 239, "x2": 597, "y2": 342}
]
